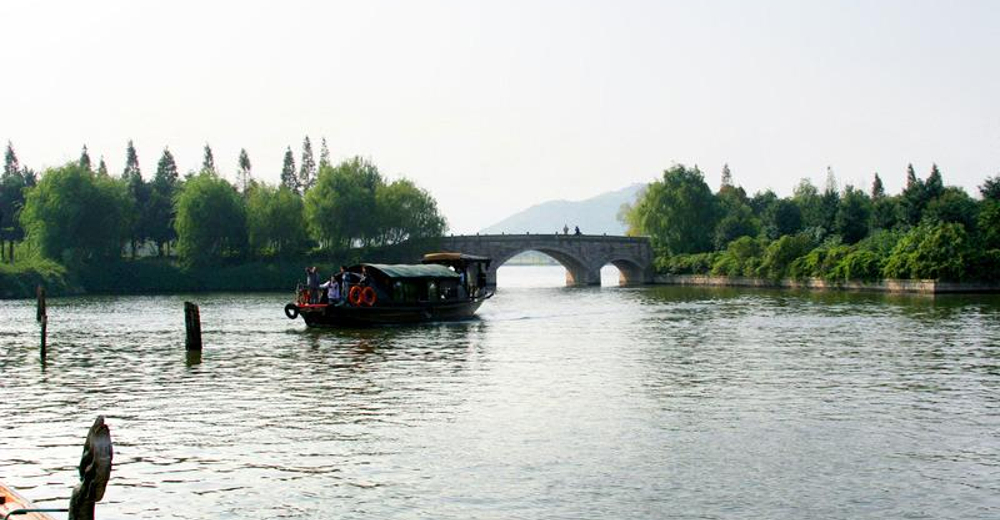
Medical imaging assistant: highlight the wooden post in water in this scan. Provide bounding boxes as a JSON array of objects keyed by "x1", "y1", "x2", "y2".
[
  {"x1": 184, "y1": 301, "x2": 202, "y2": 351},
  {"x1": 37, "y1": 285, "x2": 47, "y2": 358}
]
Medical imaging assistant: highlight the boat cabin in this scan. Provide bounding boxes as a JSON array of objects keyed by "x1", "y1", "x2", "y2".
[
  {"x1": 421, "y1": 252, "x2": 491, "y2": 297},
  {"x1": 344, "y1": 262, "x2": 468, "y2": 305}
]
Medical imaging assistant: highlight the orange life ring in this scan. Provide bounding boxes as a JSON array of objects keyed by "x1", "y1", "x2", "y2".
[
  {"x1": 348, "y1": 286, "x2": 363, "y2": 306},
  {"x1": 361, "y1": 286, "x2": 377, "y2": 306}
]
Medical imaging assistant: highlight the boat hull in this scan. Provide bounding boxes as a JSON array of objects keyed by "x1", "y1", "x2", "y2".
[
  {"x1": 295, "y1": 298, "x2": 486, "y2": 327},
  {"x1": 0, "y1": 482, "x2": 58, "y2": 520}
]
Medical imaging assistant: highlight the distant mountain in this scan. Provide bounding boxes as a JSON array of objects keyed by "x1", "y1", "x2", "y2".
[{"x1": 480, "y1": 183, "x2": 645, "y2": 236}]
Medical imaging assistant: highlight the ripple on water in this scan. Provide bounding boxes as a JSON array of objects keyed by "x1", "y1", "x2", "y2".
[{"x1": 2, "y1": 280, "x2": 1000, "y2": 519}]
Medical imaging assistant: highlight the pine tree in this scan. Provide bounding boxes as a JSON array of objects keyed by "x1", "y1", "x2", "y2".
[
  {"x1": 720, "y1": 163, "x2": 733, "y2": 189},
  {"x1": 824, "y1": 166, "x2": 838, "y2": 195},
  {"x1": 280, "y1": 146, "x2": 298, "y2": 193},
  {"x1": 79, "y1": 145, "x2": 92, "y2": 172},
  {"x1": 925, "y1": 163, "x2": 944, "y2": 200},
  {"x1": 155, "y1": 148, "x2": 179, "y2": 185},
  {"x1": 4, "y1": 141, "x2": 19, "y2": 178},
  {"x1": 97, "y1": 157, "x2": 109, "y2": 177},
  {"x1": 319, "y1": 137, "x2": 331, "y2": 169},
  {"x1": 905, "y1": 163, "x2": 919, "y2": 189},
  {"x1": 299, "y1": 136, "x2": 316, "y2": 191},
  {"x1": 123, "y1": 140, "x2": 141, "y2": 181},
  {"x1": 151, "y1": 148, "x2": 180, "y2": 256},
  {"x1": 122, "y1": 140, "x2": 147, "y2": 258},
  {"x1": 237, "y1": 148, "x2": 252, "y2": 193},
  {"x1": 902, "y1": 163, "x2": 926, "y2": 226},
  {"x1": 202, "y1": 143, "x2": 216, "y2": 175},
  {"x1": 871, "y1": 172, "x2": 885, "y2": 199}
]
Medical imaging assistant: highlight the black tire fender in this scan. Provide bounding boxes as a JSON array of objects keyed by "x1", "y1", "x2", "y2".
[{"x1": 284, "y1": 303, "x2": 299, "y2": 320}]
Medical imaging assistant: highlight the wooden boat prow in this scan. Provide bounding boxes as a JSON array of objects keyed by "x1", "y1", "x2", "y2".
[{"x1": 0, "y1": 482, "x2": 58, "y2": 520}]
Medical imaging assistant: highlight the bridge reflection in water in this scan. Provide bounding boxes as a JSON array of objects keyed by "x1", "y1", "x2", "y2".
[{"x1": 437, "y1": 234, "x2": 654, "y2": 287}]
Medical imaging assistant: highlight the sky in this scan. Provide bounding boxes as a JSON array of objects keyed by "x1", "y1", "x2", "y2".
[{"x1": 2, "y1": 0, "x2": 998, "y2": 233}]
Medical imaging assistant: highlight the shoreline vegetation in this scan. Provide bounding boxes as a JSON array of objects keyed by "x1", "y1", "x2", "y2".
[
  {"x1": 621, "y1": 164, "x2": 1000, "y2": 292},
  {"x1": 0, "y1": 140, "x2": 444, "y2": 299},
  {"x1": 4, "y1": 140, "x2": 1000, "y2": 299}
]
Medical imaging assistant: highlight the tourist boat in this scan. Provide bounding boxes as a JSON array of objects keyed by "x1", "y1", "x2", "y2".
[
  {"x1": 1, "y1": 482, "x2": 59, "y2": 520},
  {"x1": 284, "y1": 253, "x2": 494, "y2": 327}
]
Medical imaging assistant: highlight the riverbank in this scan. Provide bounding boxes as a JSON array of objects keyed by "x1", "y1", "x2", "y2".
[
  {"x1": 0, "y1": 258, "x2": 350, "y2": 299},
  {"x1": 654, "y1": 274, "x2": 1000, "y2": 294}
]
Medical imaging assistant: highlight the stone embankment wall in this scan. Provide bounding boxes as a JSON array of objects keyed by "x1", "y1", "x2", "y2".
[{"x1": 654, "y1": 275, "x2": 1000, "y2": 294}]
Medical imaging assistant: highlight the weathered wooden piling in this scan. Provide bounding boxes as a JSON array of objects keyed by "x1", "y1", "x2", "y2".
[
  {"x1": 37, "y1": 285, "x2": 47, "y2": 358},
  {"x1": 184, "y1": 301, "x2": 202, "y2": 351}
]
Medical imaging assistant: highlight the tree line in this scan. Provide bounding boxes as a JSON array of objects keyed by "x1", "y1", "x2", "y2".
[
  {"x1": 1, "y1": 139, "x2": 446, "y2": 269},
  {"x1": 622, "y1": 163, "x2": 1000, "y2": 282}
]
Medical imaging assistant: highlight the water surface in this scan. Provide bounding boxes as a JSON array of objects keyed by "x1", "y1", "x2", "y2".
[{"x1": 2, "y1": 266, "x2": 999, "y2": 519}]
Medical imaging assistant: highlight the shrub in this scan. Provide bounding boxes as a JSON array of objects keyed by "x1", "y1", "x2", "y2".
[
  {"x1": 655, "y1": 252, "x2": 719, "y2": 275},
  {"x1": 829, "y1": 250, "x2": 882, "y2": 282},
  {"x1": 759, "y1": 234, "x2": 813, "y2": 280},
  {"x1": 883, "y1": 223, "x2": 971, "y2": 280},
  {"x1": 711, "y1": 236, "x2": 766, "y2": 277}
]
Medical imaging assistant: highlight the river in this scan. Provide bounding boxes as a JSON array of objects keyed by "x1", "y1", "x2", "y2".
[{"x1": 2, "y1": 265, "x2": 999, "y2": 519}]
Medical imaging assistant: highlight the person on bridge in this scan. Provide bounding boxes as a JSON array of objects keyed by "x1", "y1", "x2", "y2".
[{"x1": 574, "y1": 226, "x2": 581, "y2": 235}]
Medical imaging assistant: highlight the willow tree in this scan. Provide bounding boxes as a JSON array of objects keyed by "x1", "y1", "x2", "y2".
[
  {"x1": 174, "y1": 172, "x2": 246, "y2": 266},
  {"x1": 19, "y1": 163, "x2": 131, "y2": 263},
  {"x1": 623, "y1": 164, "x2": 718, "y2": 255},
  {"x1": 246, "y1": 183, "x2": 307, "y2": 257}
]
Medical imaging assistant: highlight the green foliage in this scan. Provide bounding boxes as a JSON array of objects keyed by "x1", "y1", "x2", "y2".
[
  {"x1": 305, "y1": 158, "x2": 379, "y2": 250},
  {"x1": 711, "y1": 236, "x2": 766, "y2": 277},
  {"x1": 374, "y1": 178, "x2": 447, "y2": 245},
  {"x1": 978, "y1": 200, "x2": 1000, "y2": 249},
  {"x1": 174, "y1": 172, "x2": 247, "y2": 266},
  {"x1": 79, "y1": 145, "x2": 92, "y2": 172},
  {"x1": 980, "y1": 175, "x2": 1000, "y2": 202},
  {"x1": 834, "y1": 185, "x2": 871, "y2": 244},
  {"x1": 787, "y1": 240, "x2": 849, "y2": 280},
  {"x1": 828, "y1": 250, "x2": 881, "y2": 282},
  {"x1": 655, "y1": 252, "x2": 719, "y2": 275},
  {"x1": 0, "y1": 257, "x2": 72, "y2": 298},
  {"x1": 148, "y1": 148, "x2": 180, "y2": 252},
  {"x1": 923, "y1": 186, "x2": 978, "y2": 230},
  {"x1": 305, "y1": 158, "x2": 446, "y2": 251},
  {"x1": 762, "y1": 198, "x2": 802, "y2": 239},
  {"x1": 713, "y1": 203, "x2": 758, "y2": 250},
  {"x1": 624, "y1": 164, "x2": 718, "y2": 255},
  {"x1": 19, "y1": 163, "x2": 131, "y2": 263},
  {"x1": 237, "y1": 149, "x2": 252, "y2": 194},
  {"x1": 882, "y1": 223, "x2": 971, "y2": 281},
  {"x1": 759, "y1": 233, "x2": 813, "y2": 280},
  {"x1": 793, "y1": 179, "x2": 826, "y2": 233},
  {"x1": 870, "y1": 195, "x2": 900, "y2": 231},
  {"x1": 280, "y1": 147, "x2": 298, "y2": 193},
  {"x1": 299, "y1": 136, "x2": 316, "y2": 192},
  {"x1": 246, "y1": 184, "x2": 307, "y2": 257},
  {"x1": 202, "y1": 143, "x2": 217, "y2": 175}
]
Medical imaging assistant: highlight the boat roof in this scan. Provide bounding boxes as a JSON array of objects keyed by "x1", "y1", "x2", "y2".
[
  {"x1": 360, "y1": 263, "x2": 461, "y2": 280},
  {"x1": 422, "y1": 252, "x2": 491, "y2": 264}
]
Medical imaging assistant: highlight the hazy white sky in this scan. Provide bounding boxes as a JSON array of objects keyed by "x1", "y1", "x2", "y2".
[{"x1": 2, "y1": 0, "x2": 998, "y2": 233}]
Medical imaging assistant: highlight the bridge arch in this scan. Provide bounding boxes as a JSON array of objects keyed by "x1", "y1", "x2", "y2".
[
  {"x1": 493, "y1": 247, "x2": 597, "y2": 286},
  {"x1": 429, "y1": 234, "x2": 655, "y2": 287}
]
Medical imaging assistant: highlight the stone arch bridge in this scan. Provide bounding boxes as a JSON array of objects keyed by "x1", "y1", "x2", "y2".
[{"x1": 433, "y1": 234, "x2": 655, "y2": 286}]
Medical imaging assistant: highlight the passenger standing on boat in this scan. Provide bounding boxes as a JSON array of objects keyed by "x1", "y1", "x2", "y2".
[
  {"x1": 306, "y1": 266, "x2": 320, "y2": 303},
  {"x1": 339, "y1": 266, "x2": 350, "y2": 303},
  {"x1": 320, "y1": 275, "x2": 340, "y2": 305}
]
